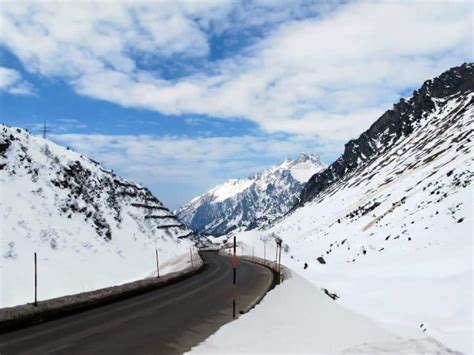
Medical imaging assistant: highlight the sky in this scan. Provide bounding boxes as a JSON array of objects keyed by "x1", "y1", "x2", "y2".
[{"x1": 0, "y1": 0, "x2": 472, "y2": 209}]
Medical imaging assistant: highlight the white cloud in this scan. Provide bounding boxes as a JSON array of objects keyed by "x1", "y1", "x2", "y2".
[
  {"x1": 0, "y1": 67, "x2": 34, "y2": 95},
  {"x1": 1, "y1": 1, "x2": 472, "y2": 142},
  {"x1": 52, "y1": 133, "x2": 324, "y2": 186}
]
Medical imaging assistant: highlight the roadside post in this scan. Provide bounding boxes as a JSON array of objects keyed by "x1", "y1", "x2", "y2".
[
  {"x1": 276, "y1": 238, "x2": 282, "y2": 284},
  {"x1": 34, "y1": 252, "x2": 38, "y2": 306},
  {"x1": 156, "y1": 249, "x2": 160, "y2": 278},
  {"x1": 232, "y1": 236, "x2": 237, "y2": 320}
]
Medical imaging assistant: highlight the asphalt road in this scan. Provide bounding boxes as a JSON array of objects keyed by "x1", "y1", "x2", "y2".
[{"x1": 0, "y1": 251, "x2": 274, "y2": 355}]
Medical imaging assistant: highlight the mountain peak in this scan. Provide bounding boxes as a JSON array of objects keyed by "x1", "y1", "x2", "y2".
[
  {"x1": 177, "y1": 153, "x2": 326, "y2": 235},
  {"x1": 294, "y1": 152, "x2": 322, "y2": 165}
]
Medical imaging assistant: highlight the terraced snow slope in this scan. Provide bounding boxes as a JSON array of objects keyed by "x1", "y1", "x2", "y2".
[
  {"x1": 0, "y1": 125, "x2": 194, "y2": 307},
  {"x1": 232, "y1": 63, "x2": 473, "y2": 353},
  {"x1": 177, "y1": 153, "x2": 325, "y2": 236}
]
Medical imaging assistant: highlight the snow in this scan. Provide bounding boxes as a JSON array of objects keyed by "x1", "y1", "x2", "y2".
[
  {"x1": 199, "y1": 92, "x2": 473, "y2": 353},
  {"x1": 289, "y1": 152, "x2": 325, "y2": 182},
  {"x1": 177, "y1": 153, "x2": 326, "y2": 235},
  {"x1": 205, "y1": 235, "x2": 229, "y2": 245},
  {"x1": 210, "y1": 179, "x2": 253, "y2": 203},
  {"x1": 189, "y1": 270, "x2": 458, "y2": 354},
  {"x1": 0, "y1": 125, "x2": 195, "y2": 308},
  {"x1": 290, "y1": 160, "x2": 321, "y2": 182},
  {"x1": 141, "y1": 249, "x2": 203, "y2": 278}
]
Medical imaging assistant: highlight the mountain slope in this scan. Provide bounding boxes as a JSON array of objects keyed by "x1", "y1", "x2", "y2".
[
  {"x1": 299, "y1": 62, "x2": 474, "y2": 206},
  {"x1": 0, "y1": 125, "x2": 194, "y2": 307},
  {"x1": 232, "y1": 63, "x2": 473, "y2": 353},
  {"x1": 177, "y1": 153, "x2": 325, "y2": 236}
]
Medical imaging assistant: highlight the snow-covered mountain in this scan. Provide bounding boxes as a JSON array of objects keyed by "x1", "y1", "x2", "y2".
[
  {"x1": 232, "y1": 63, "x2": 473, "y2": 353},
  {"x1": 177, "y1": 153, "x2": 326, "y2": 236},
  {"x1": 0, "y1": 125, "x2": 194, "y2": 307}
]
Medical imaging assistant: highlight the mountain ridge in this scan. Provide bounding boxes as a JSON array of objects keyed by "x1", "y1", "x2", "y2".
[
  {"x1": 298, "y1": 62, "x2": 474, "y2": 207},
  {"x1": 177, "y1": 153, "x2": 326, "y2": 236}
]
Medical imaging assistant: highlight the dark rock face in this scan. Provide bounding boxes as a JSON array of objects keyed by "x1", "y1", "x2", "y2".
[
  {"x1": 299, "y1": 63, "x2": 474, "y2": 206},
  {"x1": 322, "y1": 288, "x2": 339, "y2": 300}
]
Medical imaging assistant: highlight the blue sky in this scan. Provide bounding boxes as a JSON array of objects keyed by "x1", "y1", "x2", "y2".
[{"x1": 0, "y1": 1, "x2": 472, "y2": 208}]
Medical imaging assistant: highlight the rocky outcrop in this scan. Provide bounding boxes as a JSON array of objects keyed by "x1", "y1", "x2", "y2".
[{"x1": 299, "y1": 63, "x2": 474, "y2": 206}]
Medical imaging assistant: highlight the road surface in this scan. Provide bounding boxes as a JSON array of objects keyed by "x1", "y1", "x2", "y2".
[{"x1": 0, "y1": 251, "x2": 274, "y2": 355}]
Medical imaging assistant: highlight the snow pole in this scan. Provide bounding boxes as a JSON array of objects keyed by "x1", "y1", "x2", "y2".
[
  {"x1": 252, "y1": 246, "x2": 254, "y2": 261},
  {"x1": 34, "y1": 252, "x2": 38, "y2": 306},
  {"x1": 264, "y1": 243, "x2": 266, "y2": 261},
  {"x1": 232, "y1": 235, "x2": 237, "y2": 320},
  {"x1": 275, "y1": 243, "x2": 278, "y2": 264},
  {"x1": 190, "y1": 248, "x2": 194, "y2": 269},
  {"x1": 155, "y1": 249, "x2": 160, "y2": 278},
  {"x1": 278, "y1": 241, "x2": 282, "y2": 284}
]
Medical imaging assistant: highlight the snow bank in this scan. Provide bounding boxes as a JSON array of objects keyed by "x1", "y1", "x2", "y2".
[
  {"x1": 141, "y1": 249, "x2": 203, "y2": 278},
  {"x1": 0, "y1": 251, "x2": 204, "y2": 332},
  {"x1": 189, "y1": 270, "x2": 457, "y2": 354}
]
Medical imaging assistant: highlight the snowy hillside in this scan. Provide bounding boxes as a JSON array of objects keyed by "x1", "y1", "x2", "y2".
[
  {"x1": 231, "y1": 63, "x2": 473, "y2": 353},
  {"x1": 177, "y1": 153, "x2": 325, "y2": 236},
  {"x1": 0, "y1": 125, "x2": 195, "y2": 308}
]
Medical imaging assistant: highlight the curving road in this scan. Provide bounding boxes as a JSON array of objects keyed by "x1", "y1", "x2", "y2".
[{"x1": 0, "y1": 251, "x2": 274, "y2": 355}]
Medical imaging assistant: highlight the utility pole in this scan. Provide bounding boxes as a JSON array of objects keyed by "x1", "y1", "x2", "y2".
[
  {"x1": 155, "y1": 249, "x2": 160, "y2": 278},
  {"x1": 34, "y1": 252, "x2": 38, "y2": 306},
  {"x1": 232, "y1": 236, "x2": 237, "y2": 320},
  {"x1": 42, "y1": 121, "x2": 50, "y2": 139}
]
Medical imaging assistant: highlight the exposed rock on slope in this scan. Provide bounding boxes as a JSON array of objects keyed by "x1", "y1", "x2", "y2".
[
  {"x1": 177, "y1": 153, "x2": 325, "y2": 236},
  {"x1": 299, "y1": 62, "x2": 474, "y2": 206},
  {"x1": 0, "y1": 125, "x2": 194, "y2": 307}
]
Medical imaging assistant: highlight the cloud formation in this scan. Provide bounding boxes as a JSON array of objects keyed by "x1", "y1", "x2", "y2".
[
  {"x1": 53, "y1": 133, "x2": 320, "y2": 184},
  {"x1": 2, "y1": 1, "x2": 471, "y2": 143},
  {"x1": 0, "y1": 67, "x2": 34, "y2": 95}
]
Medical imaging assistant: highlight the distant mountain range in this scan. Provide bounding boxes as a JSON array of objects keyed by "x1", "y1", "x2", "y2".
[{"x1": 177, "y1": 153, "x2": 326, "y2": 236}]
